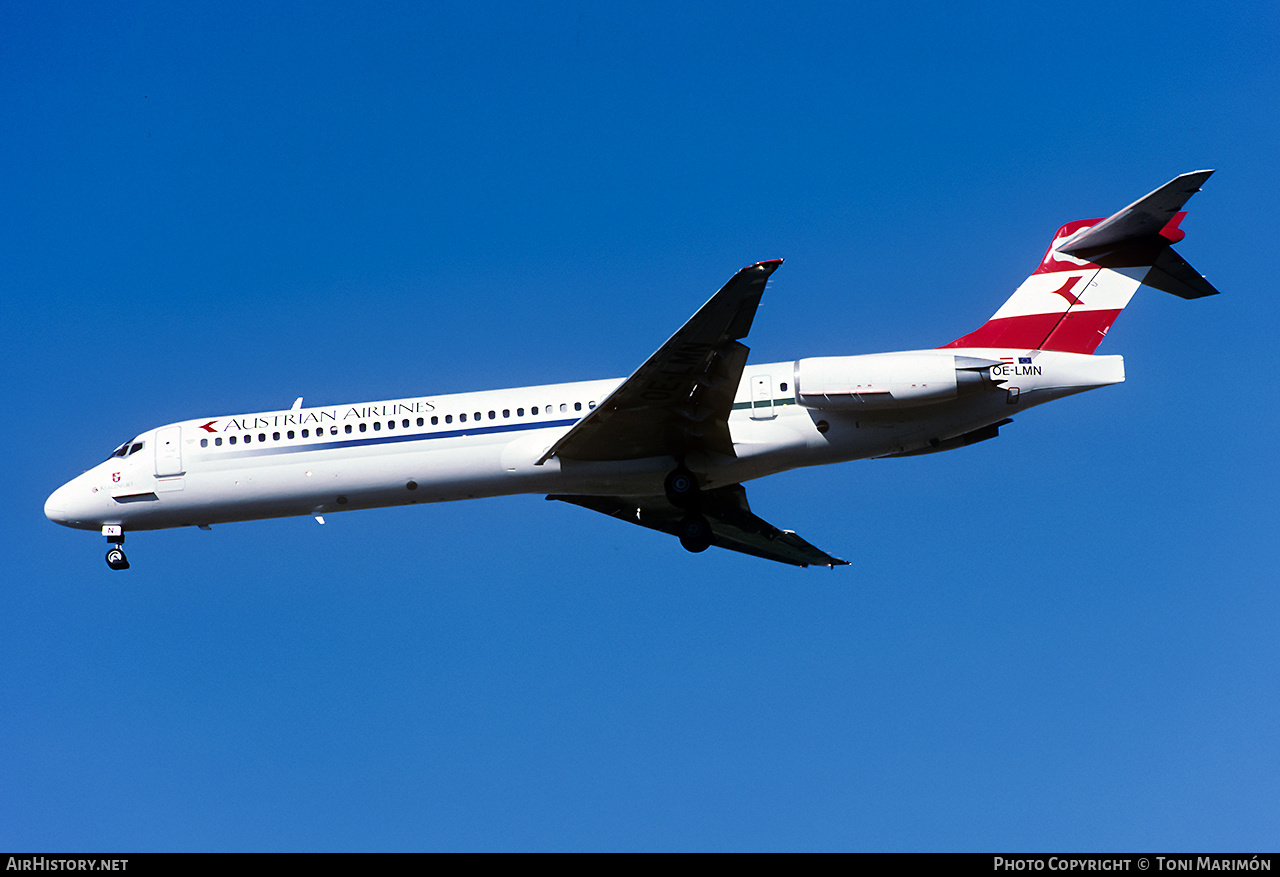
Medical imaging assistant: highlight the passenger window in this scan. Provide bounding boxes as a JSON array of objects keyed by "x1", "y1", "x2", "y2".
[
  {"x1": 229, "y1": 436, "x2": 237, "y2": 445},
  {"x1": 460, "y1": 413, "x2": 466, "y2": 423},
  {"x1": 589, "y1": 401, "x2": 596, "y2": 409},
  {"x1": 488, "y1": 410, "x2": 496, "y2": 420},
  {"x1": 445, "y1": 415, "x2": 453, "y2": 424},
  {"x1": 431, "y1": 416, "x2": 439, "y2": 425},
  {"x1": 517, "y1": 408, "x2": 525, "y2": 417},
  {"x1": 503, "y1": 409, "x2": 510, "y2": 418},
  {"x1": 201, "y1": 439, "x2": 208, "y2": 448},
  {"x1": 301, "y1": 429, "x2": 309, "y2": 438},
  {"x1": 215, "y1": 437, "x2": 223, "y2": 446},
  {"x1": 560, "y1": 403, "x2": 567, "y2": 413},
  {"x1": 531, "y1": 406, "x2": 539, "y2": 415},
  {"x1": 416, "y1": 417, "x2": 424, "y2": 427},
  {"x1": 244, "y1": 435, "x2": 252, "y2": 444},
  {"x1": 387, "y1": 420, "x2": 395, "y2": 430},
  {"x1": 780, "y1": 382, "x2": 788, "y2": 392},
  {"x1": 359, "y1": 422, "x2": 367, "y2": 432},
  {"x1": 345, "y1": 424, "x2": 352, "y2": 434},
  {"x1": 403, "y1": 419, "x2": 410, "y2": 428},
  {"x1": 574, "y1": 402, "x2": 582, "y2": 411},
  {"x1": 373, "y1": 422, "x2": 381, "y2": 431},
  {"x1": 273, "y1": 432, "x2": 280, "y2": 441},
  {"x1": 287, "y1": 430, "x2": 295, "y2": 439},
  {"x1": 474, "y1": 412, "x2": 481, "y2": 421}
]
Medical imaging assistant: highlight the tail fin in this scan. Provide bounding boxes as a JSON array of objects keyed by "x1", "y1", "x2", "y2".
[{"x1": 942, "y1": 171, "x2": 1219, "y2": 354}]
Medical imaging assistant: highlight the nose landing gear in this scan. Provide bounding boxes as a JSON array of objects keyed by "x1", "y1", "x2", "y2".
[{"x1": 103, "y1": 525, "x2": 129, "y2": 571}]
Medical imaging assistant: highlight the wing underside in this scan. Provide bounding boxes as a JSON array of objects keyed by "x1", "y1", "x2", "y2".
[{"x1": 548, "y1": 485, "x2": 848, "y2": 568}]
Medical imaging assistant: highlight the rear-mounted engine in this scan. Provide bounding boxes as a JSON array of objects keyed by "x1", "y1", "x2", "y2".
[{"x1": 795, "y1": 352, "x2": 995, "y2": 411}]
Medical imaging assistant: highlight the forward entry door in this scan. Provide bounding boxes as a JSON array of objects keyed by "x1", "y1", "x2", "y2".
[{"x1": 154, "y1": 426, "x2": 183, "y2": 477}]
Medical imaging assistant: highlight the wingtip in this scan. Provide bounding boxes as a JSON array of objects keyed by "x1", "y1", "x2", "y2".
[{"x1": 1178, "y1": 169, "x2": 1215, "y2": 189}]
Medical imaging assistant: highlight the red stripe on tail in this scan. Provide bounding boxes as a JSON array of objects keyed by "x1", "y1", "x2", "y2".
[{"x1": 940, "y1": 309, "x2": 1124, "y2": 354}]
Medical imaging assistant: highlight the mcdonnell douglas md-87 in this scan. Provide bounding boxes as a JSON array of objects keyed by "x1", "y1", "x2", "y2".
[{"x1": 46, "y1": 172, "x2": 1220, "y2": 570}]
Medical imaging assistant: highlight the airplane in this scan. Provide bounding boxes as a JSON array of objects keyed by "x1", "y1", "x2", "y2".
[{"x1": 45, "y1": 171, "x2": 1220, "y2": 570}]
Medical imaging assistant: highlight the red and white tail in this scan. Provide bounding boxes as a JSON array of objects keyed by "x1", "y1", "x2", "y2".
[{"x1": 942, "y1": 171, "x2": 1220, "y2": 355}]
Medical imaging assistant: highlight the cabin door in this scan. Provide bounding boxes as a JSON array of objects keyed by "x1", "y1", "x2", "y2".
[
  {"x1": 751, "y1": 375, "x2": 776, "y2": 420},
  {"x1": 154, "y1": 426, "x2": 184, "y2": 477}
]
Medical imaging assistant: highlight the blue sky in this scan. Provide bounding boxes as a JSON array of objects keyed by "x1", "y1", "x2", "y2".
[{"x1": 4, "y1": 0, "x2": 1278, "y2": 851}]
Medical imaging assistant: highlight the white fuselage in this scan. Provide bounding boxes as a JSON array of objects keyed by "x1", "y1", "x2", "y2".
[{"x1": 44, "y1": 349, "x2": 1123, "y2": 534}]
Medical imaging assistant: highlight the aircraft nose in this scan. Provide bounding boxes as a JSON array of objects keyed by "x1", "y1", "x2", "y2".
[
  {"x1": 45, "y1": 476, "x2": 98, "y2": 528},
  {"x1": 45, "y1": 481, "x2": 73, "y2": 524}
]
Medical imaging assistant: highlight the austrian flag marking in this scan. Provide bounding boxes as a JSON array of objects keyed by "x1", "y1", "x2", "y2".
[{"x1": 198, "y1": 421, "x2": 218, "y2": 433}]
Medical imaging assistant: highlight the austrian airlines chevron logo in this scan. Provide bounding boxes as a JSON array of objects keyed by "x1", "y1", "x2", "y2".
[
  {"x1": 198, "y1": 421, "x2": 218, "y2": 433},
  {"x1": 1048, "y1": 276, "x2": 1085, "y2": 306}
]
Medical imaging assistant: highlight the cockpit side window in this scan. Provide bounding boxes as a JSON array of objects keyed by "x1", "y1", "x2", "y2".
[{"x1": 128, "y1": 442, "x2": 145, "y2": 456}]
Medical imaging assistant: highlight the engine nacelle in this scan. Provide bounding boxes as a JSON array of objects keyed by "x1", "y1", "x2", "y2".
[{"x1": 795, "y1": 352, "x2": 987, "y2": 410}]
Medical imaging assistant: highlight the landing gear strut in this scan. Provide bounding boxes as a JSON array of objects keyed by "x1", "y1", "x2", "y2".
[
  {"x1": 665, "y1": 466, "x2": 712, "y2": 553},
  {"x1": 103, "y1": 525, "x2": 129, "y2": 571}
]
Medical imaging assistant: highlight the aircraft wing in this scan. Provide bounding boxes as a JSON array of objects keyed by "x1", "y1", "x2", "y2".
[
  {"x1": 548, "y1": 483, "x2": 848, "y2": 568},
  {"x1": 537, "y1": 260, "x2": 783, "y2": 464}
]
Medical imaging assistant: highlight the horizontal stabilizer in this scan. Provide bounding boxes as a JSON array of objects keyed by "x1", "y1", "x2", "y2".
[
  {"x1": 1139, "y1": 247, "x2": 1220, "y2": 300},
  {"x1": 1058, "y1": 170, "x2": 1213, "y2": 256}
]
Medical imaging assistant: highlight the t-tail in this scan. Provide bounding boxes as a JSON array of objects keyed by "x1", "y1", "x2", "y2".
[{"x1": 941, "y1": 171, "x2": 1220, "y2": 354}]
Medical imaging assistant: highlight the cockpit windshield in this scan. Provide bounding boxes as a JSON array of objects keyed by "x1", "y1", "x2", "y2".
[{"x1": 107, "y1": 439, "x2": 146, "y2": 461}]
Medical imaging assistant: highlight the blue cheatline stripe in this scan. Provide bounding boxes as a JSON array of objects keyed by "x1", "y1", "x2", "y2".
[{"x1": 196, "y1": 417, "x2": 581, "y2": 462}]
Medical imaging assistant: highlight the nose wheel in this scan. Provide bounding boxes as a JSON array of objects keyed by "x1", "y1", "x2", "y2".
[{"x1": 103, "y1": 525, "x2": 129, "y2": 570}]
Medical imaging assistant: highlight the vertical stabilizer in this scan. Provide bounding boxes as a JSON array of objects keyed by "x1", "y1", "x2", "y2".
[{"x1": 942, "y1": 171, "x2": 1218, "y2": 354}]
